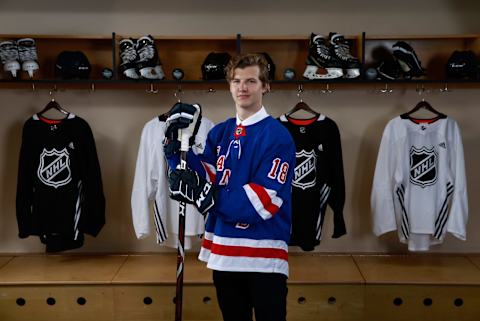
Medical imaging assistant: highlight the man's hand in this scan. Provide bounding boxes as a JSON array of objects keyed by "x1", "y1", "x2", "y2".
[{"x1": 168, "y1": 168, "x2": 217, "y2": 214}]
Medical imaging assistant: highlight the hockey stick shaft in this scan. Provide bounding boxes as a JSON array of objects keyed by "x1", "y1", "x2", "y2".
[{"x1": 175, "y1": 151, "x2": 187, "y2": 321}]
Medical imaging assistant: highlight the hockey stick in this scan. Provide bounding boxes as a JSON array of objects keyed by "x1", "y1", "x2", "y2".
[{"x1": 175, "y1": 135, "x2": 189, "y2": 321}]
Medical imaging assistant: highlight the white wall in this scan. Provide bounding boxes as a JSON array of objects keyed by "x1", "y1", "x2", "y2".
[{"x1": 0, "y1": 0, "x2": 479, "y2": 254}]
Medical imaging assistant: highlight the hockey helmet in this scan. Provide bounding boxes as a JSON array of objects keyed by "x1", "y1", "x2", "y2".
[
  {"x1": 446, "y1": 50, "x2": 478, "y2": 80},
  {"x1": 201, "y1": 52, "x2": 231, "y2": 80},
  {"x1": 55, "y1": 51, "x2": 91, "y2": 79}
]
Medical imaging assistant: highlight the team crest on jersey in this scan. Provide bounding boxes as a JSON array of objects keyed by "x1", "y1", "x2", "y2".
[
  {"x1": 37, "y1": 148, "x2": 72, "y2": 188},
  {"x1": 410, "y1": 146, "x2": 437, "y2": 188},
  {"x1": 293, "y1": 149, "x2": 316, "y2": 190}
]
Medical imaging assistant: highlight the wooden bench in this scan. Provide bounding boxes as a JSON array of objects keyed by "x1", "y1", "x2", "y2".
[{"x1": 0, "y1": 253, "x2": 479, "y2": 321}]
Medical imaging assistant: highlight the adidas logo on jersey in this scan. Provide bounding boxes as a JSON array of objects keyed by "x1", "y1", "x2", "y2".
[
  {"x1": 439, "y1": 142, "x2": 446, "y2": 149},
  {"x1": 69, "y1": 142, "x2": 75, "y2": 149},
  {"x1": 318, "y1": 144, "x2": 323, "y2": 151}
]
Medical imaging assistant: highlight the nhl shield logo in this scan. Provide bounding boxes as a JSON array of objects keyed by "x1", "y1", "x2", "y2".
[
  {"x1": 293, "y1": 149, "x2": 317, "y2": 190},
  {"x1": 410, "y1": 146, "x2": 437, "y2": 188},
  {"x1": 37, "y1": 148, "x2": 72, "y2": 188}
]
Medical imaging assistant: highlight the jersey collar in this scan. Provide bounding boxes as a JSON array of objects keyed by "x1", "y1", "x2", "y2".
[{"x1": 236, "y1": 106, "x2": 269, "y2": 126}]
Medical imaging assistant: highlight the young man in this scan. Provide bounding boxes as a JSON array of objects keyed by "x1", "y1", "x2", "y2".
[{"x1": 165, "y1": 53, "x2": 295, "y2": 321}]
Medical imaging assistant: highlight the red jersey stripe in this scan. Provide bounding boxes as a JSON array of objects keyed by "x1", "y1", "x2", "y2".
[
  {"x1": 202, "y1": 238, "x2": 213, "y2": 250},
  {"x1": 211, "y1": 243, "x2": 288, "y2": 261},
  {"x1": 249, "y1": 183, "x2": 280, "y2": 216},
  {"x1": 201, "y1": 161, "x2": 217, "y2": 184}
]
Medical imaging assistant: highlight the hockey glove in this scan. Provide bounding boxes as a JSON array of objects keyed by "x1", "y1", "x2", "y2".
[
  {"x1": 168, "y1": 168, "x2": 217, "y2": 214},
  {"x1": 163, "y1": 103, "x2": 202, "y2": 158}
]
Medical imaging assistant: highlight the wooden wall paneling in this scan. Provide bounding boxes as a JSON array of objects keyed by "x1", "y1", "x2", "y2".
[
  {"x1": 113, "y1": 285, "x2": 176, "y2": 321},
  {"x1": 0, "y1": 285, "x2": 114, "y2": 321},
  {"x1": 288, "y1": 284, "x2": 364, "y2": 321},
  {"x1": 0, "y1": 255, "x2": 127, "y2": 285},
  {"x1": 364, "y1": 284, "x2": 480, "y2": 321}
]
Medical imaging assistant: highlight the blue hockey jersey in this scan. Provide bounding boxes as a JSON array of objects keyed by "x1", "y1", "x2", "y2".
[{"x1": 192, "y1": 107, "x2": 295, "y2": 277}]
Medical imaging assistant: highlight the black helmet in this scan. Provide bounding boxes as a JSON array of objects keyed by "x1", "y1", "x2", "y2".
[
  {"x1": 55, "y1": 51, "x2": 91, "y2": 79},
  {"x1": 446, "y1": 50, "x2": 478, "y2": 80},
  {"x1": 201, "y1": 52, "x2": 231, "y2": 80}
]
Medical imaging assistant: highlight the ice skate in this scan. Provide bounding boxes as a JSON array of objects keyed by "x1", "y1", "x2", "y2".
[
  {"x1": 119, "y1": 38, "x2": 140, "y2": 79},
  {"x1": 0, "y1": 40, "x2": 21, "y2": 77},
  {"x1": 303, "y1": 33, "x2": 343, "y2": 80},
  {"x1": 135, "y1": 35, "x2": 165, "y2": 80},
  {"x1": 392, "y1": 41, "x2": 425, "y2": 78},
  {"x1": 17, "y1": 38, "x2": 39, "y2": 78},
  {"x1": 328, "y1": 33, "x2": 361, "y2": 79}
]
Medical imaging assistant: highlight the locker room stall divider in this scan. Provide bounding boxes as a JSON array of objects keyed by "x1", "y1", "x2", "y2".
[
  {"x1": 1, "y1": 253, "x2": 480, "y2": 321},
  {"x1": 1, "y1": 32, "x2": 480, "y2": 320}
]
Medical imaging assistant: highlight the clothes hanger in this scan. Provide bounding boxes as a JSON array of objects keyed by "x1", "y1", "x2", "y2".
[
  {"x1": 286, "y1": 84, "x2": 319, "y2": 118},
  {"x1": 38, "y1": 90, "x2": 69, "y2": 116},
  {"x1": 401, "y1": 98, "x2": 447, "y2": 119}
]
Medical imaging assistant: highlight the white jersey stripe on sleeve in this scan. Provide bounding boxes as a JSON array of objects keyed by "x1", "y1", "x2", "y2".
[{"x1": 243, "y1": 183, "x2": 283, "y2": 220}]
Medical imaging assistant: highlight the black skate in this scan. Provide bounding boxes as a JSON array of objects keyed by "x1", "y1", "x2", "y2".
[
  {"x1": 329, "y1": 32, "x2": 361, "y2": 78},
  {"x1": 17, "y1": 38, "x2": 39, "y2": 78},
  {"x1": 119, "y1": 38, "x2": 140, "y2": 79},
  {"x1": 135, "y1": 35, "x2": 165, "y2": 80},
  {"x1": 0, "y1": 40, "x2": 21, "y2": 77},
  {"x1": 392, "y1": 41, "x2": 425, "y2": 78},
  {"x1": 303, "y1": 33, "x2": 343, "y2": 80}
]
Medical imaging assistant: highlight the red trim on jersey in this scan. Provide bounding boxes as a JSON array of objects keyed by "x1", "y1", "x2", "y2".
[
  {"x1": 201, "y1": 161, "x2": 217, "y2": 184},
  {"x1": 211, "y1": 243, "x2": 288, "y2": 261},
  {"x1": 287, "y1": 116, "x2": 317, "y2": 126},
  {"x1": 202, "y1": 238, "x2": 213, "y2": 250},
  {"x1": 38, "y1": 116, "x2": 63, "y2": 124},
  {"x1": 409, "y1": 117, "x2": 441, "y2": 124},
  {"x1": 249, "y1": 183, "x2": 280, "y2": 216}
]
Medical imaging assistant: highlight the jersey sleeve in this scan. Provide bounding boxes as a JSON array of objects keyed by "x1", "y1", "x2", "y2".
[
  {"x1": 446, "y1": 121, "x2": 468, "y2": 240},
  {"x1": 16, "y1": 120, "x2": 34, "y2": 238},
  {"x1": 326, "y1": 120, "x2": 346, "y2": 238},
  {"x1": 371, "y1": 122, "x2": 398, "y2": 236},
  {"x1": 215, "y1": 136, "x2": 296, "y2": 225},
  {"x1": 78, "y1": 120, "x2": 105, "y2": 237},
  {"x1": 131, "y1": 121, "x2": 164, "y2": 239}
]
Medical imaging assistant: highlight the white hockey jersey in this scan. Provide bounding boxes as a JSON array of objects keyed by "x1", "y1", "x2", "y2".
[
  {"x1": 371, "y1": 115, "x2": 468, "y2": 251},
  {"x1": 131, "y1": 114, "x2": 215, "y2": 249}
]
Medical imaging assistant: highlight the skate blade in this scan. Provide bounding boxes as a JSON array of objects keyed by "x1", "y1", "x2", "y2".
[
  {"x1": 345, "y1": 68, "x2": 360, "y2": 79},
  {"x1": 22, "y1": 61, "x2": 39, "y2": 78},
  {"x1": 4, "y1": 61, "x2": 21, "y2": 77},
  {"x1": 140, "y1": 66, "x2": 164, "y2": 79},
  {"x1": 124, "y1": 68, "x2": 140, "y2": 79},
  {"x1": 303, "y1": 65, "x2": 343, "y2": 79},
  {"x1": 154, "y1": 65, "x2": 165, "y2": 80}
]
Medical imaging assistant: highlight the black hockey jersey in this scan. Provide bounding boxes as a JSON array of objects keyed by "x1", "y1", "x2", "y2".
[
  {"x1": 16, "y1": 113, "x2": 105, "y2": 252},
  {"x1": 278, "y1": 114, "x2": 346, "y2": 251}
]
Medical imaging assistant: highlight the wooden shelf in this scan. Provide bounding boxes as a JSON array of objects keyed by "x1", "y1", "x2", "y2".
[{"x1": 1, "y1": 32, "x2": 479, "y2": 87}]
